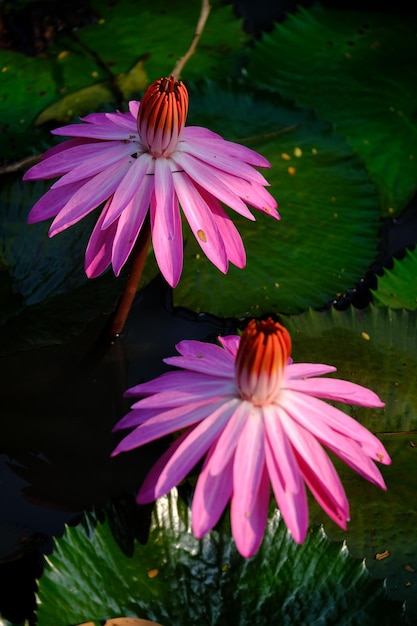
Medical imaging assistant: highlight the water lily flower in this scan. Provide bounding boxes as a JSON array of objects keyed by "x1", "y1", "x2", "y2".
[
  {"x1": 24, "y1": 76, "x2": 279, "y2": 287},
  {"x1": 112, "y1": 318, "x2": 391, "y2": 558}
]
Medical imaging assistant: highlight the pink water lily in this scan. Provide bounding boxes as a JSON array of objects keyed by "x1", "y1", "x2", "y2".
[
  {"x1": 24, "y1": 76, "x2": 279, "y2": 287},
  {"x1": 112, "y1": 318, "x2": 391, "y2": 558}
]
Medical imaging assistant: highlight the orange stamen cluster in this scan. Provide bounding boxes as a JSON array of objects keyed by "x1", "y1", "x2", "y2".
[
  {"x1": 235, "y1": 318, "x2": 292, "y2": 405},
  {"x1": 137, "y1": 75, "x2": 189, "y2": 157}
]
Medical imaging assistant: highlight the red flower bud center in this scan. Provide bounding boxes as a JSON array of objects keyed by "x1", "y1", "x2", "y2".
[
  {"x1": 137, "y1": 75, "x2": 189, "y2": 157},
  {"x1": 235, "y1": 318, "x2": 292, "y2": 405}
]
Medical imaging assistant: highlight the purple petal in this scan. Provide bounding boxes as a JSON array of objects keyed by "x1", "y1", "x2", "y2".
[
  {"x1": 217, "y1": 335, "x2": 240, "y2": 357},
  {"x1": 172, "y1": 171, "x2": 228, "y2": 273},
  {"x1": 164, "y1": 340, "x2": 236, "y2": 376},
  {"x1": 125, "y1": 369, "x2": 231, "y2": 398},
  {"x1": 27, "y1": 183, "x2": 84, "y2": 223},
  {"x1": 49, "y1": 159, "x2": 131, "y2": 235},
  {"x1": 84, "y1": 199, "x2": 116, "y2": 278},
  {"x1": 111, "y1": 175, "x2": 154, "y2": 276},
  {"x1": 51, "y1": 143, "x2": 134, "y2": 189},
  {"x1": 136, "y1": 429, "x2": 192, "y2": 503},
  {"x1": 103, "y1": 152, "x2": 152, "y2": 229},
  {"x1": 52, "y1": 120, "x2": 138, "y2": 140},
  {"x1": 112, "y1": 397, "x2": 225, "y2": 453},
  {"x1": 26, "y1": 141, "x2": 133, "y2": 182}
]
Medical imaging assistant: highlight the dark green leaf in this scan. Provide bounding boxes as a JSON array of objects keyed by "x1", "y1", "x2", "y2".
[
  {"x1": 173, "y1": 83, "x2": 381, "y2": 316},
  {"x1": 36, "y1": 491, "x2": 405, "y2": 626},
  {"x1": 247, "y1": 8, "x2": 417, "y2": 214}
]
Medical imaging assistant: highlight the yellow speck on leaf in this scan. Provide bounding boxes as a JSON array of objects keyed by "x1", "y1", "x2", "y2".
[
  {"x1": 293, "y1": 147, "x2": 302, "y2": 157},
  {"x1": 57, "y1": 51, "x2": 69, "y2": 60},
  {"x1": 147, "y1": 568, "x2": 159, "y2": 578},
  {"x1": 375, "y1": 550, "x2": 390, "y2": 561},
  {"x1": 287, "y1": 166, "x2": 296, "y2": 176},
  {"x1": 281, "y1": 153, "x2": 291, "y2": 161},
  {"x1": 361, "y1": 332, "x2": 370, "y2": 341}
]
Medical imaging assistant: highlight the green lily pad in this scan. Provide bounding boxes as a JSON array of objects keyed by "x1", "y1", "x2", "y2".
[
  {"x1": 247, "y1": 8, "x2": 417, "y2": 215},
  {"x1": 0, "y1": 0, "x2": 244, "y2": 159},
  {"x1": 284, "y1": 304, "x2": 417, "y2": 433},
  {"x1": 36, "y1": 491, "x2": 405, "y2": 626},
  {"x1": 372, "y1": 247, "x2": 417, "y2": 310},
  {"x1": 282, "y1": 305, "x2": 417, "y2": 623},
  {"x1": 173, "y1": 83, "x2": 380, "y2": 317}
]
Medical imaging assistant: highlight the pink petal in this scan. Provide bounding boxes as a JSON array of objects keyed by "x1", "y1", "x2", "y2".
[
  {"x1": 231, "y1": 463, "x2": 270, "y2": 558},
  {"x1": 205, "y1": 400, "x2": 249, "y2": 475},
  {"x1": 147, "y1": 399, "x2": 238, "y2": 500},
  {"x1": 192, "y1": 447, "x2": 234, "y2": 538},
  {"x1": 286, "y1": 363, "x2": 337, "y2": 379},
  {"x1": 280, "y1": 411, "x2": 350, "y2": 529},
  {"x1": 172, "y1": 152, "x2": 255, "y2": 220},
  {"x1": 282, "y1": 391, "x2": 389, "y2": 488},
  {"x1": 217, "y1": 335, "x2": 240, "y2": 357},
  {"x1": 283, "y1": 391, "x2": 390, "y2": 463},
  {"x1": 150, "y1": 186, "x2": 183, "y2": 288},
  {"x1": 178, "y1": 139, "x2": 269, "y2": 185},
  {"x1": 285, "y1": 377, "x2": 385, "y2": 407},
  {"x1": 197, "y1": 187, "x2": 246, "y2": 268},
  {"x1": 172, "y1": 171, "x2": 228, "y2": 274},
  {"x1": 230, "y1": 413, "x2": 270, "y2": 556},
  {"x1": 263, "y1": 405, "x2": 308, "y2": 544},
  {"x1": 130, "y1": 379, "x2": 235, "y2": 410}
]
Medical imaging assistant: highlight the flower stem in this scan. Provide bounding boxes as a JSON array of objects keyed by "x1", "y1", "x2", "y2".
[
  {"x1": 171, "y1": 0, "x2": 211, "y2": 79},
  {"x1": 108, "y1": 214, "x2": 152, "y2": 340}
]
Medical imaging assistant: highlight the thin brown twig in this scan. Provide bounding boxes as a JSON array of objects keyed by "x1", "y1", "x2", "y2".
[
  {"x1": 171, "y1": 0, "x2": 211, "y2": 79},
  {"x1": 108, "y1": 215, "x2": 152, "y2": 340}
]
